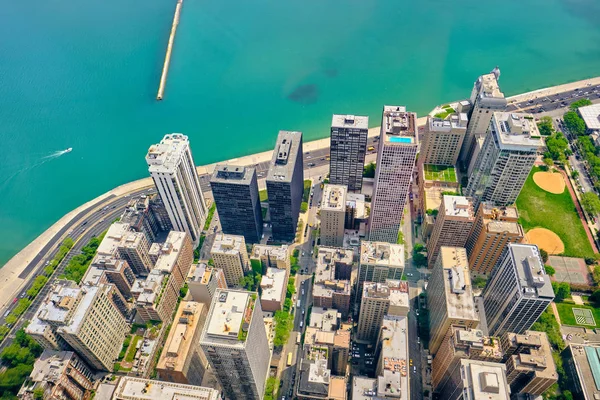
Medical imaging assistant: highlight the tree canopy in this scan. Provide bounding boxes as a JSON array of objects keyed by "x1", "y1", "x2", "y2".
[{"x1": 581, "y1": 192, "x2": 600, "y2": 216}]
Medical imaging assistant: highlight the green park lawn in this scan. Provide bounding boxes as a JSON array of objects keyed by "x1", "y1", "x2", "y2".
[
  {"x1": 555, "y1": 301, "x2": 600, "y2": 328},
  {"x1": 516, "y1": 167, "x2": 594, "y2": 258},
  {"x1": 423, "y1": 164, "x2": 457, "y2": 183}
]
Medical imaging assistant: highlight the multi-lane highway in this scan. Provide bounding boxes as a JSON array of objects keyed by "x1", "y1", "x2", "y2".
[{"x1": 508, "y1": 83, "x2": 600, "y2": 114}]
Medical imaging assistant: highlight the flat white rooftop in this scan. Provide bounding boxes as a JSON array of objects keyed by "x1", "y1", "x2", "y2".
[
  {"x1": 146, "y1": 134, "x2": 191, "y2": 174},
  {"x1": 211, "y1": 233, "x2": 246, "y2": 256},
  {"x1": 443, "y1": 195, "x2": 475, "y2": 219},
  {"x1": 97, "y1": 222, "x2": 130, "y2": 256},
  {"x1": 322, "y1": 184, "x2": 347, "y2": 211},
  {"x1": 579, "y1": 103, "x2": 600, "y2": 130},
  {"x1": 492, "y1": 112, "x2": 544, "y2": 150},
  {"x1": 462, "y1": 359, "x2": 510, "y2": 400},
  {"x1": 154, "y1": 231, "x2": 187, "y2": 273},
  {"x1": 113, "y1": 377, "x2": 220, "y2": 400},
  {"x1": 203, "y1": 289, "x2": 255, "y2": 346},
  {"x1": 360, "y1": 241, "x2": 405, "y2": 269},
  {"x1": 332, "y1": 114, "x2": 369, "y2": 130},
  {"x1": 260, "y1": 267, "x2": 287, "y2": 303},
  {"x1": 378, "y1": 316, "x2": 409, "y2": 399}
]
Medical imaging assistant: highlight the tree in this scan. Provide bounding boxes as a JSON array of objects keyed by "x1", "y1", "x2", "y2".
[
  {"x1": 544, "y1": 133, "x2": 569, "y2": 161},
  {"x1": 33, "y1": 388, "x2": 44, "y2": 400},
  {"x1": 552, "y1": 282, "x2": 571, "y2": 302},
  {"x1": 594, "y1": 265, "x2": 600, "y2": 284},
  {"x1": 300, "y1": 202, "x2": 308, "y2": 213},
  {"x1": 363, "y1": 162, "x2": 376, "y2": 178},
  {"x1": 563, "y1": 111, "x2": 586, "y2": 136},
  {"x1": 539, "y1": 248, "x2": 549, "y2": 263},
  {"x1": 543, "y1": 157, "x2": 553, "y2": 167},
  {"x1": 581, "y1": 192, "x2": 600, "y2": 216},
  {"x1": 472, "y1": 276, "x2": 488, "y2": 289},
  {"x1": 570, "y1": 99, "x2": 592, "y2": 110},
  {"x1": 544, "y1": 265, "x2": 556, "y2": 276},
  {"x1": 572, "y1": 170, "x2": 579, "y2": 179},
  {"x1": 537, "y1": 116, "x2": 554, "y2": 136},
  {"x1": 413, "y1": 243, "x2": 425, "y2": 253},
  {"x1": 413, "y1": 252, "x2": 427, "y2": 268},
  {"x1": 590, "y1": 289, "x2": 600, "y2": 304}
]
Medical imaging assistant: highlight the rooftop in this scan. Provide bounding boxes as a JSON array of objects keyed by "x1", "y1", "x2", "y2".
[
  {"x1": 461, "y1": 359, "x2": 510, "y2": 400},
  {"x1": 113, "y1": 377, "x2": 220, "y2": 400},
  {"x1": 154, "y1": 231, "x2": 188, "y2": 274},
  {"x1": 423, "y1": 164, "x2": 458, "y2": 183},
  {"x1": 507, "y1": 331, "x2": 557, "y2": 381},
  {"x1": 266, "y1": 130, "x2": 302, "y2": 182},
  {"x1": 251, "y1": 244, "x2": 289, "y2": 262},
  {"x1": 438, "y1": 247, "x2": 478, "y2": 322},
  {"x1": 352, "y1": 376, "x2": 378, "y2": 400},
  {"x1": 202, "y1": 289, "x2": 256, "y2": 346},
  {"x1": 454, "y1": 329, "x2": 503, "y2": 360},
  {"x1": 97, "y1": 222, "x2": 130, "y2": 256},
  {"x1": 508, "y1": 244, "x2": 554, "y2": 299},
  {"x1": 314, "y1": 247, "x2": 353, "y2": 291},
  {"x1": 360, "y1": 241, "x2": 405, "y2": 269},
  {"x1": 480, "y1": 203, "x2": 519, "y2": 221},
  {"x1": 260, "y1": 267, "x2": 287, "y2": 303},
  {"x1": 346, "y1": 193, "x2": 367, "y2": 219},
  {"x1": 427, "y1": 113, "x2": 468, "y2": 131},
  {"x1": 58, "y1": 285, "x2": 106, "y2": 335},
  {"x1": 386, "y1": 280, "x2": 410, "y2": 309},
  {"x1": 34, "y1": 280, "x2": 83, "y2": 325},
  {"x1": 26, "y1": 350, "x2": 78, "y2": 384},
  {"x1": 157, "y1": 302, "x2": 205, "y2": 373},
  {"x1": 569, "y1": 343, "x2": 600, "y2": 399},
  {"x1": 491, "y1": 112, "x2": 545, "y2": 151},
  {"x1": 211, "y1": 233, "x2": 246, "y2": 256},
  {"x1": 210, "y1": 164, "x2": 255, "y2": 185},
  {"x1": 188, "y1": 263, "x2": 218, "y2": 285},
  {"x1": 579, "y1": 103, "x2": 600, "y2": 130},
  {"x1": 321, "y1": 184, "x2": 347, "y2": 211},
  {"x1": 132, "y1": 271, "x2": 165, "y2": 306},
  {"x1": 146, "y1": 134, "x2": 192, "y2": 174},
  {"x1": 332, "y1": 114, "x2": 369, "y2": 130},
  {"x1": 443, "y1": 195, "x2": 475, "y2": 219},
  {"x1": 487, "y1": 220, "x2": 523, "y2": 236},
  {"x1": 119, "y1": 231, "x2": 147, "y2": 251},
  {"x1": 377, "y1": 316, "x2": 409, "y2": 399},
  {"x1": 475, "y1": 72, "x2": 505, "y2": 100},
  {"x1": 381, "y1": 106, "x2": 418, "y2": 145},
  {"x1": 309, "y1": 307, "x2": 341, "y2": 332}
]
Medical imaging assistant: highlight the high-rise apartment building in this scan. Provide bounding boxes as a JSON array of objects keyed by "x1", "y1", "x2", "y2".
[
  {"x1": 427, "y1": 196, "x2": 475, "y2": 268},
  {"x1": 259, "y1": 267, "x2": 288, "y2": 312},
  {"x1": 146, "y1": 133, "x2": 207, "y2": 245},
  {"x1": 118, "y1": 231, "x2": 154, "y2": 276},
  {"x1": 417, "y1": 163, "x2": 461, "y2": 237},
  {"x1": 428, "y1": 247, "x2": 479, "y2": 354},
  {"x1": 187, "y1": 263, "x2": 227, "y2": 305},
  {"x1": 112, "y1": 377, "x2": 220, "y2": 400},
  {"x1": 438, "y1": 359, "x2": 511, "y2": 400},
  {"x1": 320, "y1": 184, "x2": 347, "y2": 248},
  {"x1": 459, "y1": 69, "x2": 507, "y2": 168},
  {"x1": 27, "y1": 281, "x2": 129, "y2": 371},
  {"x1": 329, "y1": 114, "x2": 369, "y2": 191},
  {"x1": 210, "y1": 164, "x2": 263, "y2": 244},
  {"x1": 368, "y1": 106, "x2": 418, "y2": 243},
  {"x1": 149, "y1": 195, "x2": 173, "y2": 232},
  {"x1": 87, "y1": 257, "x2": 136, "y2": 300},
  {"x1": 266, "y1": 130, "x2": 304, "y2": 241},
  {"x1": 250, "y1": 244, "x2": 291, "y2": 272},
  {"x1": 564, "y1": 343, "x2": 600, "y2": 400},
  {"x1": 421, "y1": 114, "x2": 467, "y2": 166},
  {"x1": 465, "y1": 112, "x2": 544, "y2": 206},
  {"x1": 210, "y1": 233, "x2": 249, "y2": 287},
  {"x1": 120, "y1": 195, "x2": 160, "y2": 244},
  {"x1": 303, "y1": 327, "x2": 350, "y2": 376},
  {"x1": 357, "y1": 241, "x2": 405, "y2": 297},
  {"x1": 501, "y1": 331, "x2": 558, "y2": 395},
  {"x1": 483, "y1": 244, "x2": 554, "y2": 336},
  {"x1": 199, "y1": 289, "x2": 270, "y2": 400},
  {"x1": 157, "y1": 302, "x2": 209, "y2": 386},
  {"x1": 313, "y1": 247, "x2": 353, "y2": 317},
  {"x1": 374, "y1": 316, "x2": 410, "y2": 400},
  {"x1": 356, "y1": 281, "x2": 409, "y2": 343},
  {"x1": 18, "y1": 350, "x2": 95, "y2": 400},
  {"x1": 465, "y1": 203, "x2": 524, "y2": 275},
  {"x1": 433, "y1": 328, "x2": 503, "y2": 392}
]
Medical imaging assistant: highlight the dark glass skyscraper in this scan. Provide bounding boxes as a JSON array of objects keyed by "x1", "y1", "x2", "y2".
[
  {"x1": 266, "y1": 131, "x2": 304, "y2": 242},
  {"x1": 329, "y1": 114, "x2": 368, "y2": 191},
  {"x1": 210, "y1": 165, "x2": 263, "y2": 244}
]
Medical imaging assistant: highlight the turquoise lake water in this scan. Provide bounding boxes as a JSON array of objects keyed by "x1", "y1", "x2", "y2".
[{"x1": 1, "y1": 0, "x2": 599, "y2": 266}]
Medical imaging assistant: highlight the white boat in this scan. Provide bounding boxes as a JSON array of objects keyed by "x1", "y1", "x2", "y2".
[{"x1": 65, "y1": 148, "x2": 72, "y2": 153}]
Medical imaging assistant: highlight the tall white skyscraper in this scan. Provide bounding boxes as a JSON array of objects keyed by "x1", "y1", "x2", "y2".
[
  {"x1": 465, "y1": 113, "x2": 544, "y2": 207},
  {"x1": 482, "y1": 243, "x2": 554, "y2": 336},
  {"x1": 459, "y1": 69, "x2": 507, "y2": 168},
  {"x1": 368, "y1": 106, "x2": 418, "y2": 243},
  {"x1": 146, "y1": 134, "x2": 207, "y2": 245}
]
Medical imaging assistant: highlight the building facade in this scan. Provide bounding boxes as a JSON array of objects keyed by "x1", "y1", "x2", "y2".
[
  {"x1": 356, "y1": 281, "x2": 408, "y2": 343},
  {"x1": 329, "y1": 114, "x2": 369, "y2": 191},
  {"x1": 210, "y1": 164, "x2": 263, "y2": 244},
  {"x1": 482, "y1": 244, "x2": 554, "y2": 336},
  {"x1": 210, "y1": 233, "x2": 249, "y2": 287},
  {"x1": 465, "y1": 112, "x2": 544, "y2": 206},
  {"x1": 438, "y1": 359, "x2": 511, "y2": 400},
  {"x1": 187, "y1": 263, "x2": 227, "y2": 305},
  {"x1": 320, "y1": 184, "x2": 347, "y2": 248},
  {"x1": 428, "y1": 247, "x2": 479, "y2": 355},
  {"x1": 421, "y1": 114, "x2": 467, "y2": 166},
  {"x1": 313, "y1": 247, "x2": 353, "y2": 317},
  {"x1": 146, "y1": 133, "x2": 207, "y2": 245},
  {"x1": 368, "y1": 106, "x2": 418, "y2": 243},
  {"x1": 357, "y1": 241, "x2": 404, "y2": 298},
  {"x1": 266, "y1": 130, "x2": 304, "y2": 241},
  {"x1": 465, "y1": 203, "x2": 524, "y2": 275},
  {"x1": 427, "y1": 195, "x2": 475, "y2": 268},
  {"x1": 112, "y1": 377, "x2": 220, "y2": 400}
]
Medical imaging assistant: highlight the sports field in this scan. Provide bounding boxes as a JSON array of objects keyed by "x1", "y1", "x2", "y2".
[{"x1": 423, "y1": 164, "x2": 457, "y2": 183}]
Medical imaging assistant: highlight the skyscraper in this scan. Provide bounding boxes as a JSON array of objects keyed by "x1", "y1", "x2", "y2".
[
  {"x1": 320, "y1": 184, "x2": 347, "y2": 248},
  {"x1": 146, "y1": 134, "x2": 207, "y2": 245},
  {"x1": 459, "y1": 69, "x2": 507, "y2": 168},
  {"x1": 266, "y1": 131, "x2": 304, "y2": 241},
  {"x1": 428, "y1": 247, "x2": 479, "y2": 354},
  {"x1": 200, "y1": 289, "x2": 270, "y2": 400},
  {"x1": 438, "y1": 359, "x2": 511, "y2": 400},
  {"x1": 465, "y1": 203, "x2": 524, "y2": 275},
  {"x1": 357, "y1": 241, "x2": 405, "y2": 298},
  {"x1": 210, "y1": 164, "x2": 263, "y2": 244},
  {"x1": 427, "y1": 196, "x2": 475, "y2": 268},
  {"x1": 465, "y1": 113, "x2": 544, "y2": 206},
  {"x1": 482, "y1": 244, "x2": 554, "y2": 336},
  {"x1": 329, "y1": 114, "x2": 369, "y2": 191},
  {"x1": 368, "y1": 106, "x2": 418, "y2": 243},
  {"x1": 421, "y1": 114, "x2": 467, "y2": 166},
  {"x1": 356, "y1": 281, "x2": 409, "y2": 343}
]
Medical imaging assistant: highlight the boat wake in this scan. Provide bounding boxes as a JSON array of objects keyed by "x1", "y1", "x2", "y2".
[{"x1": 0, "y1": 148, "x2": 73, "y2": 188}]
